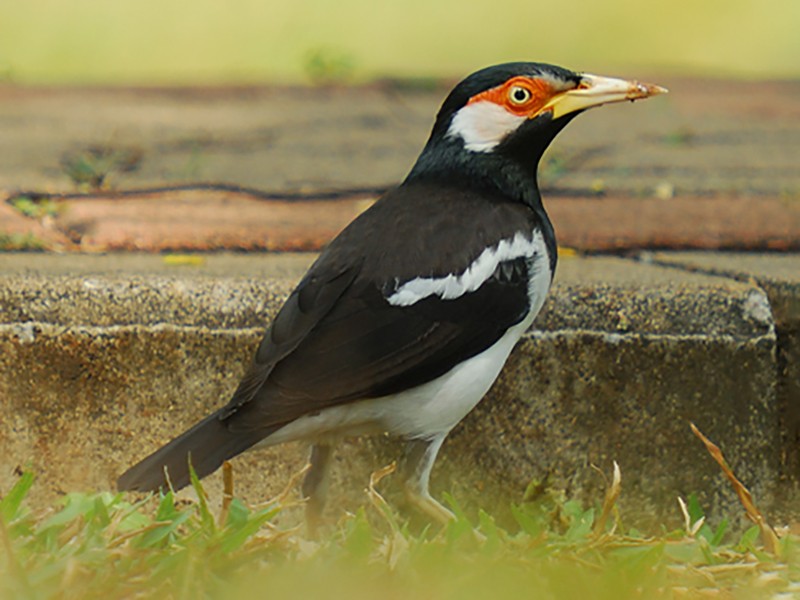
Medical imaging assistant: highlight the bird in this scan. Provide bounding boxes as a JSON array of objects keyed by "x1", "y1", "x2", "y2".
[{"x1": 118, "y1": 62, "x2": 666, "y2": 526}]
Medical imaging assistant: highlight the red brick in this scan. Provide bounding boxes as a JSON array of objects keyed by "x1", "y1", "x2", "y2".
[
  {"x1": 54, "y1": 189, "x2": 373, "y2": 252},
  {"x1": 548, "y1": 195, "x2": 800, "y2": 252},
  {"x1": 49, "y1": 189, "x2": 800, "y2": 253}
]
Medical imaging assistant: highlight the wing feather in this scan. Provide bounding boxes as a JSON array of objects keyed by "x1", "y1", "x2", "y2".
[
  {"x1": 219, "y1": 263, "x2": 359, "y2": 419},
  {"x1": 227, "y1": 256, "x2": 533, "y2": 430}
]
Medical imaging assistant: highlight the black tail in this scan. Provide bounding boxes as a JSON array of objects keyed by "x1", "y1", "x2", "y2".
[{"x1": 117, "y1": 410, "x2": 277, "y2": 493}]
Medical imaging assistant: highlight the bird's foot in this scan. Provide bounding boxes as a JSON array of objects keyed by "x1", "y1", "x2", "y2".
[
  {"x1": 404, "y1": 488, "x2": 455, "y2": 525},
  {"x1": 403, "y1": 487, "x2": 486, "y2": 543}
]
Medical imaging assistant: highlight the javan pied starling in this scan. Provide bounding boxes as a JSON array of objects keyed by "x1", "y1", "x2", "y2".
[{"x1": 118, "y1": 62, "x2": 666, "y2": 525}]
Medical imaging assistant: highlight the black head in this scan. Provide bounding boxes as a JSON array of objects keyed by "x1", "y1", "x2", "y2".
[
  {"x1": 430, "y1": 62, "x2": 582, "y2": 139},
  {"x1": 407, "y1": 62, "x2": 666, "y2": 203}
]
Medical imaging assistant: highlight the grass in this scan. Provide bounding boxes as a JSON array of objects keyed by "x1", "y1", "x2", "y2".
[
  {"x1": 58, "y1": 146, "x2": 143, "y2": 191},
  {"x1": 7, "y1": 197, "x2": 60, "y2": 221},
  {"x1": 2, "y1": 197, "x2": 60, "y2": 251},
  {"x1": 2, "y1": 457, "x2": 799, "y2": 600},
  {"x1": 0, "y1": 233, "x2": 47, "y2": 251}
]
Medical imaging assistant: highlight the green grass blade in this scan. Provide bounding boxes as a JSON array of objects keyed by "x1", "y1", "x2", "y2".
[{"x1": 0, "y1": 471, "x2": 35, "y2": 522}]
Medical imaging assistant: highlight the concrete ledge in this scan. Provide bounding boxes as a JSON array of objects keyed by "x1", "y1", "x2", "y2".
[
  {"x1": 0, "y1": 253, "x2": 789, "y2": 526},
  {"x1": 650, "y1": 252, "x2": 800, "y2": 489}
]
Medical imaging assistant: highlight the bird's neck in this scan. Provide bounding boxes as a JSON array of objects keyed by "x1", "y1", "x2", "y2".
[
  {"x1": 406, "y1": 139, "x2": 540, "y2": 207},
  {"x1": 406, "y1": 140, "x2": 558, "y2": 273}
]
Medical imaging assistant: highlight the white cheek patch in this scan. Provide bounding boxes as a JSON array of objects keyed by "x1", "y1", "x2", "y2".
[
  {"x1": 446, "y1": 101, "x2": 526, "y2": 152},
  {"x1": 387, "y1": 230, "x2": 546, "y2": 307}
]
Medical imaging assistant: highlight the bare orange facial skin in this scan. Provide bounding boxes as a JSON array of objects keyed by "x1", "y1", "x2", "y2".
[{"x1": 466, "y1": 76, "x2": 558, "y2": 118}]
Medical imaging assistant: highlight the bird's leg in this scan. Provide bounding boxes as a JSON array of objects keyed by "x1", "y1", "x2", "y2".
[
  {"x1": 302, "y1": 443, "x2": 334, "y2": 535},
  {"x1": 398, "y1": 434, "x2": 455, "y2": 525}
]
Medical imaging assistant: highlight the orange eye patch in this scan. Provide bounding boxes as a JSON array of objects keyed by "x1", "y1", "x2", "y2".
[{"x1": 467, "y1": 76, "x2": 556, "y2": 117}]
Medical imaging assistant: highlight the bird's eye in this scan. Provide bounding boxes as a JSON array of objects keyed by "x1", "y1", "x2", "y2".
[{"x1": 508, "y1": 85, "x2": 532, "y2": 105}]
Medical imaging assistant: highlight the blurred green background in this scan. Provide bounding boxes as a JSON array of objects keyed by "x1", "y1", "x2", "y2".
[{"x1": 0, "y1": 0, "x2": 798, "y2": 84}]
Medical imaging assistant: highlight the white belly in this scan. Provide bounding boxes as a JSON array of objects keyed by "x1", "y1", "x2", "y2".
[{"x1": 263, "y1": 316, "x2": 531, "y2": 444}]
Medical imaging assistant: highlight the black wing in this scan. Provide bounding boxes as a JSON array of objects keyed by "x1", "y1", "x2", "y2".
[
  {"x1": 219, "y1": 261, "x2": 360, "y2": 419},
  {"x1": 226, "y1": 256, "x2": 532, "y2": 430},
  {"x1": 220, "y1": 181, "x2": 547, "y2": 431}
]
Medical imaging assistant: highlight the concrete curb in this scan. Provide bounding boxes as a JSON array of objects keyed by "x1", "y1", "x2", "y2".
[{"x1": 0, "y1": 252, "x2": 795, "y2": 527}]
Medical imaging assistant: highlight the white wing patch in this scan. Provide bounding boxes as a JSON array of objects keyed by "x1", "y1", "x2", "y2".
[
  {"x1": 446, "y1": 101, "x2": 526, "y2": 152},
  {"x1": 387, "y1": 230, "x2": 546, "y2": 307}
]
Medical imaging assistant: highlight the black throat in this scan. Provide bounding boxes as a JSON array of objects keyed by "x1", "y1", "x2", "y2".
[{"x1": 404, "y1": 113, "x2": 577, "y2": 275}]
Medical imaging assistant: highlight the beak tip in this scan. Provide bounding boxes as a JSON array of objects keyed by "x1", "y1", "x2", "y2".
[
  {"x1": 632, "y1": 81, "x2": 669, "y2": 100},
  {"x1": 651, "y1": 83, "x2": 669, "y2": 95}
]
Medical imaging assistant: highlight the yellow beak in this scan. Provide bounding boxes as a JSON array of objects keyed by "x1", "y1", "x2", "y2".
[{"x1": 542, "y1": 73, "x2": 668, "y2": 120}]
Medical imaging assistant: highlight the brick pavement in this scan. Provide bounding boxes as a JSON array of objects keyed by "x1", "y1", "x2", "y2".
[{"x1": 1, "y1": 77, "x2": 798, "y2": 252}]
